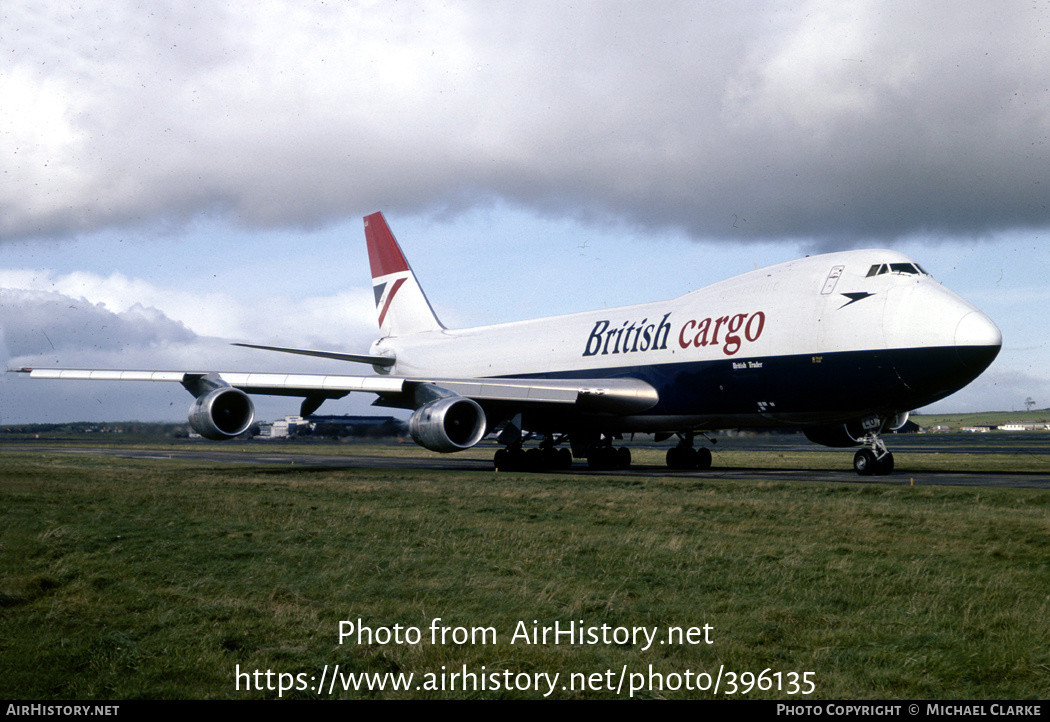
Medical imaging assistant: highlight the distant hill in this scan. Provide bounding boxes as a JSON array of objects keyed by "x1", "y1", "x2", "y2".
[{"x1": 912, "y1": 410, "x2": 1050, "y2": 429}]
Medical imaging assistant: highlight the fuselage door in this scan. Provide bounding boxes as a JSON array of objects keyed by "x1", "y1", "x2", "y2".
[{"x1": 821, "y1": 265, "x2": 845, "y2": 295}]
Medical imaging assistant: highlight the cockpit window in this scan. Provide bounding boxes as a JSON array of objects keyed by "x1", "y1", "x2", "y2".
[{"x1": 866, "y1": 263, "x2": 927, "y2": 277}]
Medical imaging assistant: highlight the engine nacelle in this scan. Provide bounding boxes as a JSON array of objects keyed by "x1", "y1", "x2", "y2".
[
  {"x1": 408, "y1": 396, "x2": 487, "y2": 452},
  {"x1": 189, "y1": 387, "x2": 255, "y2": 440},
  {"x1": 886, "y1": 411, "x2": 910, "y2": 431}
]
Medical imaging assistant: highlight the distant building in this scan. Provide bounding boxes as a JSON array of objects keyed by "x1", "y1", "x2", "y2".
[
  {"x1": 998, "y1": 423, "x2": 1050, "y2": 431},
  {"x1": 307, "y1": 415, "x2": 406, "y2": 438},
  {"x1": 258, "y1": 415, "x2": 305, "y2": 438},
  {"x1": 257, "y1": 415, "x2": 405, "y2": 439}
]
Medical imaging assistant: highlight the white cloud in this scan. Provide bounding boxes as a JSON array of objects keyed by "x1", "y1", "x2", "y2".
[
  {"x1": 2, "y1": 1, "x2": 1048, "y2": 244},
  {"x1": 0, "y1": 273, "x2": 383, "y2": 424},
  {"x1": 0, "y1": 269, "x2": 377, "y2": 347}
]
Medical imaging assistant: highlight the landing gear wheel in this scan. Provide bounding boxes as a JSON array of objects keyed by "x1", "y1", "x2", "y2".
[
  {"x1": 494, "y1": 446, "x2": 526, "y2": 472},
  {"x1": 667, "y1": 444, "x2": 712, "y2": 471},
  {"x1": 666, "y1": 446, "x2": 682, "y2": 469},
  {"x1": 587, "y1": 445, "x2": 631, "y2": 470},
  {"x1": 525, "y1": 448, "x2": 545, "y2": 471},
  {"x1": 497, "y1": 444, "x2": 575, "y2": 472},
  {"x1": 853, "y1": 449, "x2": 877, "y2": 476},
  {"x1": 666, "y1": 446, "x2": 696, "y2": 470},
  {"x1": 851, "y1": 417, "x2": 897, "y2": 476},
  {"x1": 666, "y1": 429, "x2": 716, "y2": 472},
  {"x1": 616, "y1": 446, "x2": 632, "y2": 470},
  {"x1": 874, "y1": 452, "x2": 894, "y2": 476}
]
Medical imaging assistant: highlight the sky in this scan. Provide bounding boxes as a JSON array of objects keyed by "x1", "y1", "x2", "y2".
[{"x1": 1, "y1": 1, "x2": 1048, "y2": 425}]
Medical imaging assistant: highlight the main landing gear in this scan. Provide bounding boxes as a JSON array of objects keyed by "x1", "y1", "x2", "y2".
[
  {"x1": 493, "y1": 425, "x2": 573, "y2": 472},
  {"x1": 492, "y1": 417, "x2": 572, "y2": 472},
  {"x1": 492, "y1": 431, "x2": 634, "y2": 472},
  {"x1": 853, "y1": 433, "x2": 894, "y2": 476},
  {"x1": 492, "y1": 429, "x2": 720, "y2": 473},
  {"x1": 665, "y1": 432, "x2": 713, "y2": 471},
  {"x1": 585, "y1": 441, "x2": 632, "y2": 471},
  {"x1": 493, "y1": 442, "x2": 573, "y2": 472}
]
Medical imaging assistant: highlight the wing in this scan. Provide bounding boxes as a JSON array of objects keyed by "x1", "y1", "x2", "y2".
[
  {"x1": 16, "y1": 367, "x2": 658, "y2": 442},
  {"x1": 19, "y1": 368, "x2": 656, "y2": 411}
]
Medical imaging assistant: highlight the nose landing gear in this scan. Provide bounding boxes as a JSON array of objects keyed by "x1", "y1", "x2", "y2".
[{"x1": 853, "y1": 434, "x2": 894, "y2": 476}]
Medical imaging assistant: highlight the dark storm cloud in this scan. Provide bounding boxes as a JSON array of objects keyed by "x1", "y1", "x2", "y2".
[{"x1": 3, "y1": 1, "x2": 1048, "y2": 246}]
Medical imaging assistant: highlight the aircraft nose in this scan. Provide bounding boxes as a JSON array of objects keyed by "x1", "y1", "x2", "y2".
[
  {"x1": 954, "y1": 310, "x2": 1001, "y2": 372},
  {"x1": 955, "y1": 310, "x2": 1002, "y2": 348}
]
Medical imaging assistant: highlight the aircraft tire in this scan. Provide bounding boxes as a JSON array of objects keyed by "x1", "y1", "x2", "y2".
[
  {"x1": 588, "y1": 446, "x2": 626, "y2": 471},
  {"x1": 497, "y1": 446, "x2": 574, "y2": 472},
  {"x1": 667, "y1": 446, "x2": 700, "y2": 470},
  {"x1": 665, "y1": 447, "x2": 679, "y2": 469},
  {"x1": 696, "y1": 447, "x2": 712, "y2": 471},
  {"x1": 494, "y1": 447, "x2": 527, "y2": 472},
  {"x1": 874, "y1": 452, "x2": 894, "y2": 476},
  {"x1": 587, "y1": 448, "x2": 610, "y2": 470},
  {"x1": 853, "y1": 449, "x2": 877, "y2": 476}
]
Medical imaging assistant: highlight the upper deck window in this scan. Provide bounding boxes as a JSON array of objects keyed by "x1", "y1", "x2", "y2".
[{"x1": 866, "y1": 263, "x2": 927, "y2": 277}]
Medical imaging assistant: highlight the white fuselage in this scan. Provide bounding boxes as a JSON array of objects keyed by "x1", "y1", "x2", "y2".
[{"x1": 370, "y1": 249, "x2": 1000, "y2": 432}]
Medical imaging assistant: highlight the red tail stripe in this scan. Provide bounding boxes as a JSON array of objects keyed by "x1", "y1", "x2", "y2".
[
  {"x1": 377, "y1": 277, "x2": 406, "y2": 328},
  {"x1": 364, "y1": 212, "x2": 410, "y2": 278}
]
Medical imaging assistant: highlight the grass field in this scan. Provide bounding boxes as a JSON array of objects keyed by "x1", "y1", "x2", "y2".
[{"x1": 2, "y1": 449, "x2": 1049, "y2": 699}]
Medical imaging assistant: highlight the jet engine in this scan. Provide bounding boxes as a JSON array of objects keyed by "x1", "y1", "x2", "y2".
[
  {"x1": 408, "y1": 396, "x2": 487, "y2": 452},
  {"x1": 189, "y1": 387, "x2": 255, "y2": 440},
  {"x1": 803, "y1": 412, "x2": 909, "y2": 448}
]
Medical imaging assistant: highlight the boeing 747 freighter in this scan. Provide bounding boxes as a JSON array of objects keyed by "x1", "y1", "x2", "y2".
[{"x1": 20, "y1": 212, "x2": 1001, "y2": 475}]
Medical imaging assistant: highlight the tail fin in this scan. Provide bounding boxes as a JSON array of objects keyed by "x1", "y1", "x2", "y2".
[{"x1": 364, "y1": 212, "x2": 445, "y2": 337}]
